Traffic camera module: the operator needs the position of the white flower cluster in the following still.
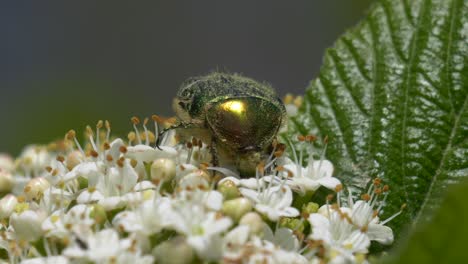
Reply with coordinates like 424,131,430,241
0,116,401,264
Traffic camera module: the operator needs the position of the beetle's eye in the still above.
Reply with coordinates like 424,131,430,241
178,101,187,110
180,88,193,99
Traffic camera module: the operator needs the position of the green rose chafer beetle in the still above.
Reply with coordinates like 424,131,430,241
163,72,286,177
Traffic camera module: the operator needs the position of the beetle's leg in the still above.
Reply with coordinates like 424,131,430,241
156,122,193,149
208,135,222,180
209,135,219,168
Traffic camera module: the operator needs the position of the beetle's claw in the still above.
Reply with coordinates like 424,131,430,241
155,130,166,150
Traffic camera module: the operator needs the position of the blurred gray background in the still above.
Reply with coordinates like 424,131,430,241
0,0,372,155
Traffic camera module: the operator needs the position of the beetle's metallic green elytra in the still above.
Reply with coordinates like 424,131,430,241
173,72,286,176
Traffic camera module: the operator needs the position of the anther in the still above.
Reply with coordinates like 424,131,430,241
373,178,382,186
131,117,142,144
103,142,110,150
127,132,136,144
117,158,125,168
283,94,293,104
199,162,209,170
119,146,127,154
131,117,140,125
335,184,343,192
323,136,329,144
66,130,76,140
56,156,65,163
274,150,284,157
90,150,99,158
151,115,163,123
105,120,111,142
372,210,379,218
293,96,303,108
257,162,265,175
305,135,317,142
85,126,94,137
361,193,371,201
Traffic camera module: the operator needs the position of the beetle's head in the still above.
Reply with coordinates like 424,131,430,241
173,78,203,121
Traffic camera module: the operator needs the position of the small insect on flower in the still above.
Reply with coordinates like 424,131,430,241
162,72,286,177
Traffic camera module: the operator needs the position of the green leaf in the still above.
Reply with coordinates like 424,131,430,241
290,0,468,236
382,178,468,263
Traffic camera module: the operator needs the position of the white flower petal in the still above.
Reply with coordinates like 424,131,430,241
367,224,394,245
239,188,260,203
317,177,341,190
77,190,104,204
344,230,370,253
204,191,223,211
225,225,250,245
98,196,125,211
108,138,125,161
133,181,156,191
218,176,240,186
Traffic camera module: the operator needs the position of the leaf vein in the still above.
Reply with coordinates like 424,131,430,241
340,37,372,82
415,93,468,224
381,0,408,62
444,0,458,113
316,79,356,161
329,51,370,116
400,0,429,215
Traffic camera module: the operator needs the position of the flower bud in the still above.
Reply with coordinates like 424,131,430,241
10,209,46,241
66,150,84,170
302,202,319,215
0,194,17,219
279,217,305,233
239,212,264,234
19,145,51,173
0,153,14,172
24,177,50,201
217,179,240,200
152,236,194,264
222,197,252,222
0,169,14,193
151,158,176,182
178,170,210,190
89,204,107,225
